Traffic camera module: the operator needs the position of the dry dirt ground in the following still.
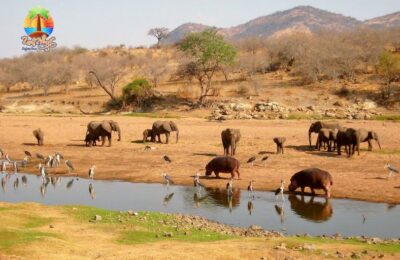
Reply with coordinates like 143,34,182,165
0,114,399,204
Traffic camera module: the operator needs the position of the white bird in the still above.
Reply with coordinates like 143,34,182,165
45,155,53,167
13,161,18,173
88,165,96,179
226,178,233,195
274,180,285,201
0,148,3,158
162,173,174,187
5,154,11,163
1,161,7,172
39,164,48,180
384,164,399,177
193,172,203,188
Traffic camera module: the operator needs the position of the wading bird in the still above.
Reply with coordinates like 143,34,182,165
36,153,45,161
13,161,18,173
247,156,256,166
0,148,3,158
193,172,203,188
24,151,32,157
5,154,11,163
247,180,254,198
65,160,74,174
162,173,174,187
1,161,7,172
384,164,399,177
274,180,285,201
162,155,172,163
226,178,233,195
261,156,269,166
45,155,53,167
88,165,96,179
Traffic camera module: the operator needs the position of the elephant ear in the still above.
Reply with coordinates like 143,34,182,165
101,121,112,133
163,122,173,132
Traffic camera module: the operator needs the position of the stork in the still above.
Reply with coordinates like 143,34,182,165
162,155,172,163
247,180,254,198
261,156,269,166
162,173,174,188
247,156,256,166
274,180,285,201
24,151,32,157
65,160,74,174
193,172,203,189
384,164,399,177
88,165,96,179
45,155,53,167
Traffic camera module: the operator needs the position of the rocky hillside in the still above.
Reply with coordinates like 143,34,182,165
162,6,400,44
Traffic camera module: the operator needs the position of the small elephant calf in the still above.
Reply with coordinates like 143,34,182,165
143,129,155,143
33,128,44,146
273,137,286,154
85,133,100,147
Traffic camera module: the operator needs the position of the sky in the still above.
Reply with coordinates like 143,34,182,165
1,0,400,58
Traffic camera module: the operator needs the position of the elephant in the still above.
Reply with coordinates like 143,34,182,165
142,129,155,143
151,121,179,144
309,121,342,148
33,128,44,146
356,128,381,151
85,132,100,147
316,128,338,152
86,120,121,147
336,127,357,157
221,128,241,156
273,137,286,154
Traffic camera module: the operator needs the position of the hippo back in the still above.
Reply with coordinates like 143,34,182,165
290,168,332,190
206,156,239,171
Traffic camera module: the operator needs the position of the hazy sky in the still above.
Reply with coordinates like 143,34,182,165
1,0,399,58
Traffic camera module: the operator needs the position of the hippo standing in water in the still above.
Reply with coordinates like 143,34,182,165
288,168,333,198
205,156,241,179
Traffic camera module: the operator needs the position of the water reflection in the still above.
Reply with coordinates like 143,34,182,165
163,192,174,206
288,195,333,222
205,187,241,209
274,203,285,224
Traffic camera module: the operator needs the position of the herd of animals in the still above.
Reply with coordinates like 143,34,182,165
0,119,398,203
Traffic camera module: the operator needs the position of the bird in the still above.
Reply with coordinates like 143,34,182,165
193,172,203,188
56,152,64,160
45,155,53,167
36,153,45,161
274,180,285,201
89,183,96,199
24,151,32,157
162,173,174,187
162,155,172,163
65,160,74,174
247,180,254,197
88,165,96,179
21,175,27,185
247,156,256,166
163,192,174,206
0,148,3,158
5,154,11,163
1,161,7,172
226,178,233,195
53,152,62,167
39,164,48,180
144,145,156,151
384,164,399,177
13,161,18,173
261,156,269,166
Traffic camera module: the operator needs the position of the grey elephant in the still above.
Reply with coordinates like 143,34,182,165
317,128,338,152
33,128,44,146
309,121,341,148
356,128,381,151
221,128,241,156
86,120,121,147
143,129,155,143
273,137,286,154
336,127,357,157
151,121,179,144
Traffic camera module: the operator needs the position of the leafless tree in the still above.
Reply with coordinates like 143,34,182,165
148,27,169,47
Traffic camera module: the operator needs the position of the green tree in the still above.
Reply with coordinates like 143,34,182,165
179,29,237,104
378,50,400,98
122,78,154,109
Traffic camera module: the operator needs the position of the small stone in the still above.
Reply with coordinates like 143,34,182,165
249,225,263,231
303,243,316,251
351,252,361,259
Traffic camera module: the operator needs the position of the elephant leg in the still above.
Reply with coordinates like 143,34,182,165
215,172,220,178
236,170,241,179
324,187,331,198
157,134,162,143
101,136,106,146
108,134,112,147
165,133,170,144
301,187,305,194
311,188,316,196
281,145,284,154
368,140,372,151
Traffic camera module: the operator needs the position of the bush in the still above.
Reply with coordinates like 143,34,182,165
122,78,154,109
335,85,351,97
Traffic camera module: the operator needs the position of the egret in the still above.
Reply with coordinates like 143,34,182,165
162,155,172,163
247,156,256,166
88,165,96,179
384,164,399,177
274,180,285,201
65,160,74,174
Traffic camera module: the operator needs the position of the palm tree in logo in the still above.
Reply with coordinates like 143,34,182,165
28,7,50,38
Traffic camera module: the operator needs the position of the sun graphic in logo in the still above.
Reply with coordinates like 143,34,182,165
24,6,54,38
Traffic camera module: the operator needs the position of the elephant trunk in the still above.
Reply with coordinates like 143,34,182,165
175,129,179,143
376,138,382,150
116,126,121,141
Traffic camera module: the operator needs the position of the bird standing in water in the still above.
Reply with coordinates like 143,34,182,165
162,173,174,188
274,180,285,201
193,172,203,189
65,160,74,174
88,165,96,179
384,164,399,177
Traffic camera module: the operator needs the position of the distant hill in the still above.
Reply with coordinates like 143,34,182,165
162,5,400,44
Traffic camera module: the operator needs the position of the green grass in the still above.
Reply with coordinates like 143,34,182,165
124,112,181,119
65,206,232,244
282,236,400,254
23,216,53,229
0,229,56,250
371,114,400,121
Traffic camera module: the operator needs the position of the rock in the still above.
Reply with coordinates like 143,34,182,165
274,242,286,250
219,115,233,120
279,113,289,119
325,111,336,118
127,210,139,216
307,105,316,111
371,237,383,244
335,251,345,258
354,112,364,120
249,225,263,231
362,100,377,110
333,100,345,107
94,215,102,221
236,112,252,120
49,225,54,228
351,252,361,259
231,103,252,112
163,232,173,237
303,243,316,251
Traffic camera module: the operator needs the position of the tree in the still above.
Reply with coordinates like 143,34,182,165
179,29,237,104
122,78,154,110
378,50,400,98
148,27,169,47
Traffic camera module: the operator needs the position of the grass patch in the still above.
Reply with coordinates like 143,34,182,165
371,114,400,121
65,206,232,244
23,216,53,228
124,112,181,119
286,113,330,120
0,229,56,250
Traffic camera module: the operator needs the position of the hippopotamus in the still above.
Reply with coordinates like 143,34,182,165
288,168,333,198
205,156,240,179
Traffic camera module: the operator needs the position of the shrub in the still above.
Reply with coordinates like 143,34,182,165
122,78,154,109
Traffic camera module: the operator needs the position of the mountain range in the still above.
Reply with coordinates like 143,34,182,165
161,6,400,44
